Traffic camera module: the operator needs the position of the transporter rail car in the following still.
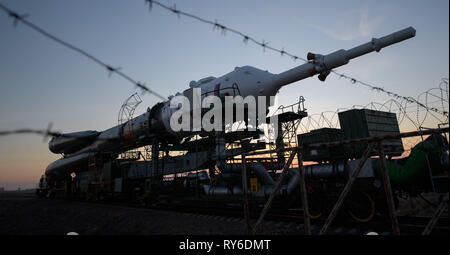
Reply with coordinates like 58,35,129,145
37,106,449,224
36,27,449,225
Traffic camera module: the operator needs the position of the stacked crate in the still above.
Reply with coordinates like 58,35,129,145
298,128,351,162
338,109,404,158
297,109,404,162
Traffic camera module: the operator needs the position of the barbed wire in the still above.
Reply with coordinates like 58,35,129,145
264,79,449,159
145,0,308,62
0,128,58,140
298,78,448,133
0,124,116,141
0,3,166,101
331,71,448,117
0,2,448,143
145,0,448,117
0,127,126,143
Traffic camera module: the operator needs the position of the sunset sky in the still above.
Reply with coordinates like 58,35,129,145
0,0,448,190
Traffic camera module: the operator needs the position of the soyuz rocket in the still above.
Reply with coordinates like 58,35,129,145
45,27,416,183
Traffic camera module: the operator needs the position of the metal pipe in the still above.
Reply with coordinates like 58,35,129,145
202,167,298,198
297,150,311,235
275,27,416,86
251,163,276,186
304,163,346,179
286,168,299,195
346,27,416,59
216,162,275,185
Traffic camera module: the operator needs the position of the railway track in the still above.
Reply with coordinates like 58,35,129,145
10,192,446,235
151,200,449,235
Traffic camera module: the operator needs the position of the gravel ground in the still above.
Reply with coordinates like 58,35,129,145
0,194,303,235
397,192,448,217
1,192,446,235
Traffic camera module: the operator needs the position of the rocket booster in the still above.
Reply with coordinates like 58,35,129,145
45,27,416,181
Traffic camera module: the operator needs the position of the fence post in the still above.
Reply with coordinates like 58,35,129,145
241,155,251,234
252,151,297,234
319,143,373,235
422,192,448,235
377,141,400,235
296,149,311,235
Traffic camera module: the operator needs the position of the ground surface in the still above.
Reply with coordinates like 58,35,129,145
0,192,447,235
0,193,302,235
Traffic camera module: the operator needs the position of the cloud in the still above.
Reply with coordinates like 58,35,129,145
311,7,383,41
358,8,383,37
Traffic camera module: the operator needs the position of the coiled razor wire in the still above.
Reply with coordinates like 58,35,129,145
298,78,448,134
296,79,448,156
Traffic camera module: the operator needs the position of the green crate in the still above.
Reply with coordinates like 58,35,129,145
298,128,351,162
338,109,404,157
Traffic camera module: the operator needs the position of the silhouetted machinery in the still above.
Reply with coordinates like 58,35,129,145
37,27,449,222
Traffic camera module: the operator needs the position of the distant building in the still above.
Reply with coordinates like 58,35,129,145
0,187,4,192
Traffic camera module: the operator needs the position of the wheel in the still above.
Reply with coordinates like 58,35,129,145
346,192,376,223
307,191,326,219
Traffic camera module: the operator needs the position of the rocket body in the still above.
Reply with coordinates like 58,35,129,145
45,27,416,181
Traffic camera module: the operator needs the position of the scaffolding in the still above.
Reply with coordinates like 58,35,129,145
241,127,449,235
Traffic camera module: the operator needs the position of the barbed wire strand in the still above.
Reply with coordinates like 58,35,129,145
0,127,122,141
0,2,448,140
0,3,166,101
145,0,448,117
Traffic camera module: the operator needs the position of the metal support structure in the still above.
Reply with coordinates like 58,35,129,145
246,127,449,157
319,143,374,235
117,93,142,160
296,149,311,235
252,151,297,234
267,96,307,169
418,127,436,192
377,141,400,235
422,192,449,235
241,156,251,234
232,127,448,235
